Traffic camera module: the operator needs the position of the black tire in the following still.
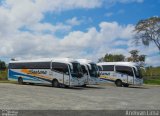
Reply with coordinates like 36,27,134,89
18,77,23,85
123,84,129,87
82,84,87,87
52,80,59,88
65,85,69,88
115,80,122,87
29,83,34,85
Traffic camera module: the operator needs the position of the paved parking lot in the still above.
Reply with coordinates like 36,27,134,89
0,83,160,110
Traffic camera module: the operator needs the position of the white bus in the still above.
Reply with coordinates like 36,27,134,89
8,58,85,87
77,59,100,86
97,62,143,87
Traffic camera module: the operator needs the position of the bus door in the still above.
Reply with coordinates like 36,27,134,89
81,65,89,84
133,67,143,85
52,62,70,86
115,66,134,85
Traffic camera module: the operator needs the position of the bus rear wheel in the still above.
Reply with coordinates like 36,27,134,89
82,84,87,87
123,83,129,87
18,77,23,85
115,80,122,87
52,80,59,88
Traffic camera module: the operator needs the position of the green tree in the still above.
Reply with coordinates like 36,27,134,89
134,16,160,51
0,60,6,70
128,50,139,62
98,53,125,62
127,50,146,66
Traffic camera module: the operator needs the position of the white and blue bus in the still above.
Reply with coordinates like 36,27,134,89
77,59,100,86
8,58,85,87
97,62,143,87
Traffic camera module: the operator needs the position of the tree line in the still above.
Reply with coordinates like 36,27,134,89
0,60,6,70
98,49,146,66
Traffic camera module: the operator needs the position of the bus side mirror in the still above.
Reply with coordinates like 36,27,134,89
65,72,69,75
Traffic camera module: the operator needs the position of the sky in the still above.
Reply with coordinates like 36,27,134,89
0,0,160,66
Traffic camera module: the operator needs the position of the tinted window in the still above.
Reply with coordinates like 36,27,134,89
81,65,88,74
70,62,83,78
72,62,82,73
102,65,114,71
31,62,50,69
116,66,133,76
89,64,99,77
9,62,50,69
9,63,22,69
52,62,69,74
98,66,102,71
134,67,142,79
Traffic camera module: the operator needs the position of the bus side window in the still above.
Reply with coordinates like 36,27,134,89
98,66,102,71
102,65,114,71
9,62,50,69
115,66,133,77
52,62,69,75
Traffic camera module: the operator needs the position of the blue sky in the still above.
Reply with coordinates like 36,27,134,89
43,0,160,27
0,0,160,66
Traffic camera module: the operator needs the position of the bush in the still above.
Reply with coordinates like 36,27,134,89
0,70,8,80
144,79,160,85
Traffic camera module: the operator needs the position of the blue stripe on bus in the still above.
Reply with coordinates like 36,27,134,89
8,69,51,83
100,78,115,82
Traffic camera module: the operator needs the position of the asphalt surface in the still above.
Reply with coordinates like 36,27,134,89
0,83,160,110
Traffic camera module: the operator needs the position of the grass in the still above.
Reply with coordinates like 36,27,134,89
0,70,7,80
0,80,17,83
142,67,160,78
144,79,160,85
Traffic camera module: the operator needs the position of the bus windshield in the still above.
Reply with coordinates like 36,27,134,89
89,63,99,78
70,62,83,78
134,66,143,79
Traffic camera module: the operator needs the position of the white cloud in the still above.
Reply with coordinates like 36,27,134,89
0,0,159,66
0,19,159,66
104,0,144,8
105,12,113,17
0,0,102,33
2,21,134,60
146,55,160,67
107,0,144,4
66,17,82,26
25,22,72,34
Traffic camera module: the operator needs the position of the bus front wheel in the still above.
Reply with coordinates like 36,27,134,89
52,80,59,88
18,77,23,85
115,80,122,87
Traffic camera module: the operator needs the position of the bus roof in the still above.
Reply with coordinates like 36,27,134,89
76,59,95,65
9,58,78,64
97,62,139,67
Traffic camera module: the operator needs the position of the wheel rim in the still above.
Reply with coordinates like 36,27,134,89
18,78,23,84
53,80,59,87
116,81,122,87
